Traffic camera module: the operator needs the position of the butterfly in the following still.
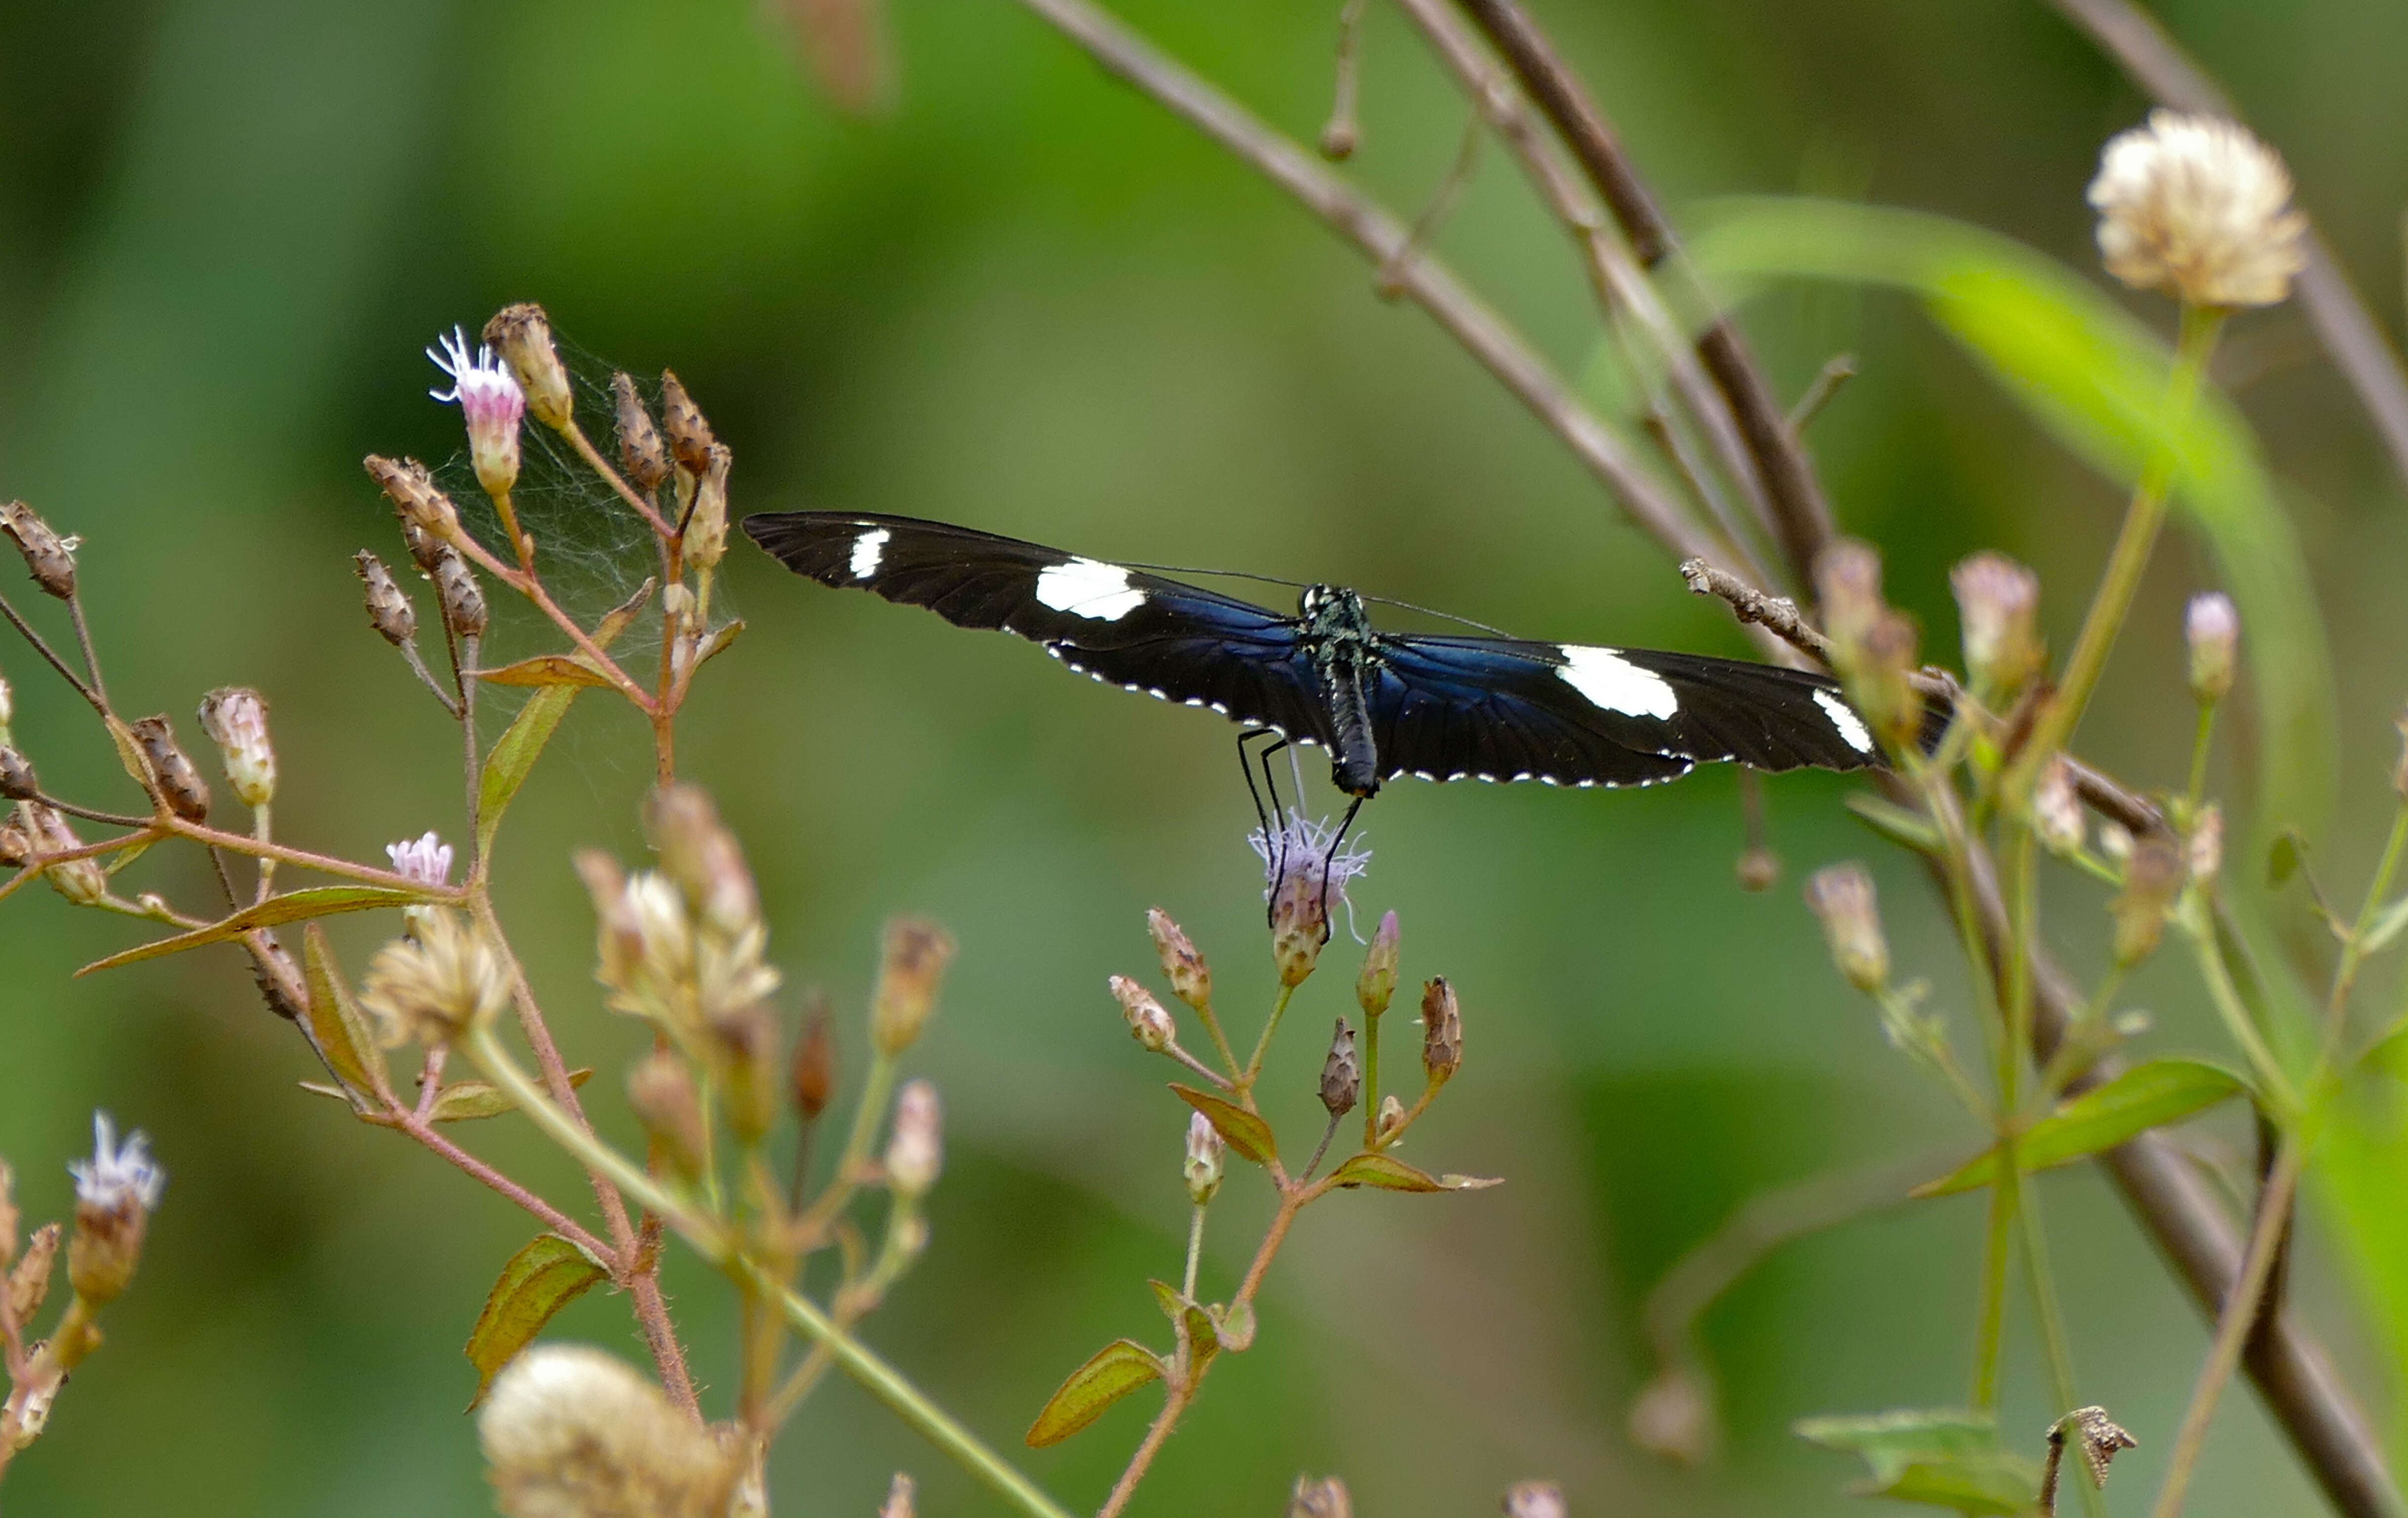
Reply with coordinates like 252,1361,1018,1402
743,511,1882,884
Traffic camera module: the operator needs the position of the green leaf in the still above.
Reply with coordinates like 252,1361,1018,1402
1181,1302,1220,1376
78,886,437,974
301,922,387,1103
1691,197,2338,844
692,618,744,671
1917,1057,2246,1196
476,686,579,858
1168,1084,1277,1166
429,1069,591,1122
2270,829,2307,886
2360,894,2408,956
474,654,616,689
1331,1152,1446,1191
1846,794,1944,855
1147,1279,1187,1323
1024,1339,1164,1448
1795,1409,2039,1515
463,1233,609,1409
1207,1298,1256,1352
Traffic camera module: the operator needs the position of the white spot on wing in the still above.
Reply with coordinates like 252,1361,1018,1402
1814,689,1876,754
1035,557,1146,621
1557,646,1679,719
849,527,890,580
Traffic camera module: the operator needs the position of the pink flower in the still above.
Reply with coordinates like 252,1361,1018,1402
428,326,526,496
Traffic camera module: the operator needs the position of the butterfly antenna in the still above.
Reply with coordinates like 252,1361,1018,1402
1355,593,1514,637
1118,561,1312,593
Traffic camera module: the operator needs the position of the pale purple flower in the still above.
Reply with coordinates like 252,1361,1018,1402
1250,808,1372,941
70,1111,165,1212
428,325,526,496
387,830,455,887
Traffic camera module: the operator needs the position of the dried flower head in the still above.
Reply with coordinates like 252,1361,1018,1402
886,1080,943,1198
1251,810,1372,985
1146,907,1212,1011
658,371,718,477
871,916,955,1057
2112,833,2187,965
1289,1475,1353,1518
358,908,511,1047
1950,551,2043,697
431,546,488,640
0,745,38,802
2053,1405,2139,1490
684,445,732,572
2033,756,2085,856
1420,976,1462,1087
1183,1109,1225,1205
67,1112,164,1305
21,802,107,905
482,304,577,433
1356,909,1400,1019
364,454,462,548
128,715,211,823
612,372,671,492
2089,111,2306,308
790,992,835,1121
196,688,276,809
353,550,419,645
0,500,75,599
1109,973,1176,1053
1318,1017,1360,1118
1804,863,1890,995
1501,1481,1567,1518
479,1344,742,1518
2185,591,2239,704
8,1222,60,1330
387,830,456,888
430,326,527,498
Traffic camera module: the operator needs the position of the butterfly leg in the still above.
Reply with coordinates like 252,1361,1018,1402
1237,728,1292,928
1315,794,1365,944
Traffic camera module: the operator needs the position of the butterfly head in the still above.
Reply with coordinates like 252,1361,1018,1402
1297,583,1373,642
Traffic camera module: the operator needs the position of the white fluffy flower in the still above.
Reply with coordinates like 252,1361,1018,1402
2088,110,2306,308
70,1111,166,1213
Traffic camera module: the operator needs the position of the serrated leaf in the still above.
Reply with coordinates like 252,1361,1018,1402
1916,1057,2246,1197
476,686,580,858
1208,1298,1256,1352
302,922,387,1103
1024,1339,1163,1447
1795,1409,2038,1515
1846,793,1944,855
464,1234,609,1408
429,1069,592,1122
474,654,616,689
78,886,436,975
1331,1152,1446,1191
1168,1084,1277,1166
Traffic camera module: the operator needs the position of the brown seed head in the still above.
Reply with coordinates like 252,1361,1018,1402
1108,974,1176,1052
6,1221,60,1329
1356,909,1400,1019
886,1080,943,1198
482,303,576,432
658,371,718,477
1421,976,1462,1086
612,372,672,492
430,546,489,640
479,1345,743,1518
871,917,956,1056
684,445,732,572
197,687,276,809
22,802,106,905
0,745,38,801
1289,1475,1353,1518
364,455,462,551
790,991,835,1121
1146,907,1212,1011
1804,863,1890,995
128,715,211,823
1319,1017,1360,1118
628,1049,709,1180
2112,833,2187,965
354,550,418,645
1950,551,2043,697
2053,1405,2139,1490
247,937,308,1022
0,500,76,599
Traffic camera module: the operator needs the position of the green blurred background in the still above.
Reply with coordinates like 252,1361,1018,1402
3,0,2406,1512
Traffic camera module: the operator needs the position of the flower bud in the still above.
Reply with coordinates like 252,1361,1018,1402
1502,1481,1567,1518
430,326,526,498
790,992,835,1122
480,1345,743,1518
1950,551,2043,697
1735,845,1780,893
627,1050,709,1181
358,908,512,1047
7,1222,59,1329
1355,909,1400,1019
22,803,106,905
431,546,489,640
1183,1109,1225,1205
2185,592,2238,704
658,371,718,477
247,936,308,1022
482,304,576,432
1146,907,1212,1011
684,445,731,572
1110,974,1175,1052
1804,863,1889,995
2033,756,2085,855
648,784,760,938
886,1080,942,1198
2188,805,2223,888
708,998,783,1148
2112,833,2186,965
612,373,672,492
387,830,456,888
880,1474,918,1518
1628,1362,1718,1465
1815,540,1919,750
1373,1093,1405,1144
128,715,210,823
66,1113,163,1306
0,745,38,801
871,917,955,1056
196,688,275,809
364,455,462,549
0,500,76,599
353,550,419,645
1289,1475,1352,1518
2089,111,2306,308
1319,1017,1360,1119
1421,976,1462,1087
0,816,26,868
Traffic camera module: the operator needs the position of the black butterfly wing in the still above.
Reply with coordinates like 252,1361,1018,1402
742,512,1333,743
1367,634,1881,787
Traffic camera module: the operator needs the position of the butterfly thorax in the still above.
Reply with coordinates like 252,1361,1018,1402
1298,585,1384,798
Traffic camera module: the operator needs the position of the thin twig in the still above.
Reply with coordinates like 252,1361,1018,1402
33,793,151,829
1788,354,1857,432
0,591,106,717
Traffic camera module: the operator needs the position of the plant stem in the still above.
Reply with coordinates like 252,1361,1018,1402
1971,1163,2017,1411
1243,982,1296,1089
1183,1204,1206,1300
